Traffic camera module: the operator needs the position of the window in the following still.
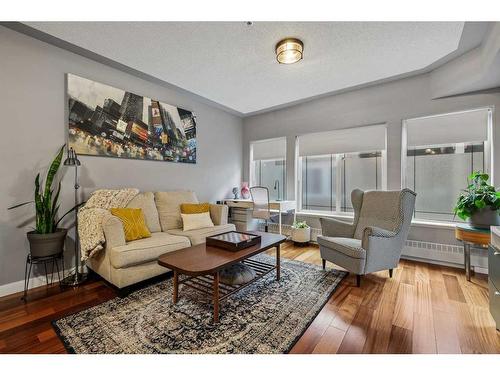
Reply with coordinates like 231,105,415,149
250,138,286,200
402,108,492,222
342,151,383,212
298,125,387,214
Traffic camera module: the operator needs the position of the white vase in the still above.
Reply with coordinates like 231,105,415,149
291,227,311,243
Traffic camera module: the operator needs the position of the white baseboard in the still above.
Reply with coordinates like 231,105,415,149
0,267,75,298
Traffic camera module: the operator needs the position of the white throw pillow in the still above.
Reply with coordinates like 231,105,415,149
181,212,214,231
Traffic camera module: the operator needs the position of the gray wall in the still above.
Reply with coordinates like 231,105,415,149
0,26,243,287
242,73,500,245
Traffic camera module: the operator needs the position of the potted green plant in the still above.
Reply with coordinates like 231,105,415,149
291,220,311,245
8,146,82,258
454,171,500,229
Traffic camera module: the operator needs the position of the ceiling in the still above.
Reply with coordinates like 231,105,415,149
24,22,481,115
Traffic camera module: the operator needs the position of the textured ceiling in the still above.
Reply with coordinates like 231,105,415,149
26,22,466,115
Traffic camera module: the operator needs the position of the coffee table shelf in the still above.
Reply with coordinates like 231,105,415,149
179,257,276,302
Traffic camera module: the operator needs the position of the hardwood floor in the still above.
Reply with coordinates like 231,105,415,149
0,241,499,354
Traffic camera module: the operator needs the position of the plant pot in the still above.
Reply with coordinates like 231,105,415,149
27,228,67,258
291,227,311,243
469,208,500,229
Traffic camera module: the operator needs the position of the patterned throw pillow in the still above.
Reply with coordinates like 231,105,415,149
180,202,210,214
110,208,151,242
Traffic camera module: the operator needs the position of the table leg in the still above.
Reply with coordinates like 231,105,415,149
464,243,471,282
276,244,281,281
279,208,282,235
173,270,179,304
213,271,220,323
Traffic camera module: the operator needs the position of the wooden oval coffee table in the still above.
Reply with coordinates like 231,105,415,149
158,231,286,323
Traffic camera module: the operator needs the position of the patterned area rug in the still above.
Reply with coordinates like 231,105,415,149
53,254,346,354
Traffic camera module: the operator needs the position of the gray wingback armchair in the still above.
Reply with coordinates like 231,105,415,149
318,188,416,286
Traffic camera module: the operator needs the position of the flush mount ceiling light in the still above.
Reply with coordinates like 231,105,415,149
275,38,304,64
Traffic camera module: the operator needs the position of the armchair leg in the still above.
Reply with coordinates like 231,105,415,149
356,274,361,287
389,269,393,278
322,259,326,270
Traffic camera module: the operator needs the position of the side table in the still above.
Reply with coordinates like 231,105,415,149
455,223,490,281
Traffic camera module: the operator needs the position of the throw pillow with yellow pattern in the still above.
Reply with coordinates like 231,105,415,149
110,208,151,242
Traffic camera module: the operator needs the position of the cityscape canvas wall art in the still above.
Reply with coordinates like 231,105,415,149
67,74,197,163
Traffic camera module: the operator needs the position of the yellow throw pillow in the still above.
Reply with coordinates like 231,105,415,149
181,212,214,231
110,208,151,242
180,202,210,214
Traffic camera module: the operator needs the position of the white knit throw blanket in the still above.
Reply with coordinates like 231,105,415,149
78,188,139,260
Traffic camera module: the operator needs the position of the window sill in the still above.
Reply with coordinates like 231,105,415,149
410,220,457,229
296,211,458,230
296,211,354,223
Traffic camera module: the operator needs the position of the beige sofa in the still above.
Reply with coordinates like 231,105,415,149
87,191,235,291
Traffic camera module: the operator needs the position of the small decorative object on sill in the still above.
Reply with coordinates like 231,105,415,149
241,182,250,199
232,187,239,199
454,171,500,229
291,221,311,246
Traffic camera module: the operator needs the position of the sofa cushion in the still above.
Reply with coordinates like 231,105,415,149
127,192,161,233
167,223,236,245
155,191,198,231
317,236,366,259
109,232,190,268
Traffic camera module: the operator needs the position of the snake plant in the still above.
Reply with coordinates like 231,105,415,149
8,145,82,234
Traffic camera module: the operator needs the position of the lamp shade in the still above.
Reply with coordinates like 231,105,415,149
64,147,81,166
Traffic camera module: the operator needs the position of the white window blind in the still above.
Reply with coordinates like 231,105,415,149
405,108,489,147
298,124,387,157
251,137,287,161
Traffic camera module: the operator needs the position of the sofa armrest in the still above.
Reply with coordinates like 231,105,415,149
319,217,355,238
103,215,126,249
210,204,228,225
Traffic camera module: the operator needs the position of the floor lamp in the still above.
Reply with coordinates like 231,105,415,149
61,146,87,286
